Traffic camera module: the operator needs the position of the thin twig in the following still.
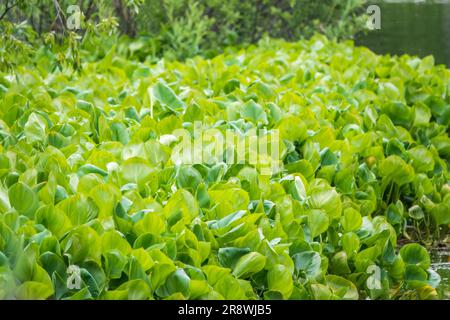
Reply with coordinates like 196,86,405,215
52,0,66,32
84,0,95,21
0,0,19,21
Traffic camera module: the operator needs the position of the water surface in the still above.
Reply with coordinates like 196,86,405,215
430,247,450,299
356,0,450,67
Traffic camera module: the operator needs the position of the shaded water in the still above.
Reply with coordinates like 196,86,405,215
430,247,450,299
356,0,450,67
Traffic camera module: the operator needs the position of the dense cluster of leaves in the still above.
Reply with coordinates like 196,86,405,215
0,35,449,300
133,0,367,60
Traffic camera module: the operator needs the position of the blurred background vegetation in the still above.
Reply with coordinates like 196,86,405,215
0,0,367,71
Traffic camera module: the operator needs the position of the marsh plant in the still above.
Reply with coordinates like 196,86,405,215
0,34,448,300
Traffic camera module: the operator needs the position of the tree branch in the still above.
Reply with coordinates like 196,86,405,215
51,0,67,33
84,0,95,21
0,0,19,21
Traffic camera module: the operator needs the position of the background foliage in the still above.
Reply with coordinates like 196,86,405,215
0,0,367,70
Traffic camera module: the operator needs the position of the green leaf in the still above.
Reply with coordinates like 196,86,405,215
35,205,72,238
208,210,247,230
308,186,342,220
189,280,211,299
380,102,412,128
101,231,131,255
232,252,266,279
399,244,430,270
152,82,185,112
307,209,329,239
431,202,450,225
103,280,151,300
408,205,424,220
413,102,431,126
248,81,276,100
110,122,130,145
404,265,428,288
24,113,47,144
208,188,249,219
121,157,155,186
176,166,203,192
103,250,128,279
218,247,251,269
163,189,199,225
342,232,360,257
292,251,321,278
310,283,333,300
8,182,39,218
15,281,54,300
330,251,351,275
57,194,98,226
325,275,359,300
277,116,307,143
267,264,293,299
213,275,246,299
240,100,268,124
407,146,434,173
62,226,101,264
77,164,108,178
223,79,240,94
89,184,121,219
340,208,362,232
379,155,415,186
133,213,166,236
156,269,190,298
